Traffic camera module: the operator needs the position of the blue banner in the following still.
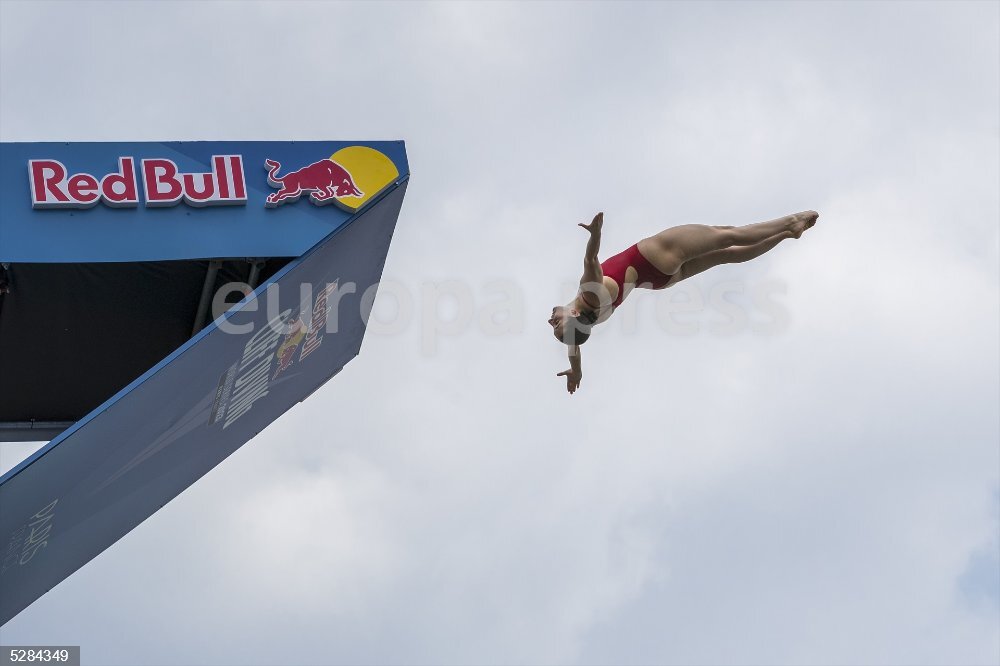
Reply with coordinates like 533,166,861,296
0,141,408,262
0,181,407,625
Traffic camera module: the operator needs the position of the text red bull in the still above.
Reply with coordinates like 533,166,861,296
29,155,247,209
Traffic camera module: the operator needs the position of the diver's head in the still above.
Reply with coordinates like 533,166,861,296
549,306,594,346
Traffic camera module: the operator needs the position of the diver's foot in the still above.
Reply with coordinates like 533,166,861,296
790,210,819,238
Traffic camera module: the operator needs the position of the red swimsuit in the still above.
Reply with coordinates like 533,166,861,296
599,244,673,308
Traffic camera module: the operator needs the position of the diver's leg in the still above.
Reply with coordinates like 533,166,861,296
639,211,816,274
671,231,793,283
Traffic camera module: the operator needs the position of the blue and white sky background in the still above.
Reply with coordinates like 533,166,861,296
1,1,998,665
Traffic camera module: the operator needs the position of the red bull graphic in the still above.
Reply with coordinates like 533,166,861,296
28,155,247,209
263,146,400,212
208,280,345,430
264,158,363,208
24,146,399,215
299,282,338,362
272,318,307,379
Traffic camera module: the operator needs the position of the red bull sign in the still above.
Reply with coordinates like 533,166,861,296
29,156,247,209
3,141,409,264
27,145,399,213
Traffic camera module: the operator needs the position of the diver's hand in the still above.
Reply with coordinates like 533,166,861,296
578,212,603,235
557,368,582,395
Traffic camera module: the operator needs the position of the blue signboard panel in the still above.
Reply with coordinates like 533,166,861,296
0,181,407,625
0,141,409,262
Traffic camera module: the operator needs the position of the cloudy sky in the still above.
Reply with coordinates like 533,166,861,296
1,1,998,665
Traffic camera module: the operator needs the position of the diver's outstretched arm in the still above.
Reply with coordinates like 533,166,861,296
557,346,583,395
578,212,604,288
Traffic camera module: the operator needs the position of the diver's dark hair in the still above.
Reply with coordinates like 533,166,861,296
577,310,598,326
569,326,591,346
562,312,596,346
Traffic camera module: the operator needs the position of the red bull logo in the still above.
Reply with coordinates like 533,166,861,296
264,158,363,208
272,318,306,379
263,146,400,213
25,145,399,214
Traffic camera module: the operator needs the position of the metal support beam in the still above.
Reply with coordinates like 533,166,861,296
191,260,222,336
247,259,265,291
0,421,75,443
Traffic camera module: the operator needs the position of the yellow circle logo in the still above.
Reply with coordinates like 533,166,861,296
329,146,400,212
